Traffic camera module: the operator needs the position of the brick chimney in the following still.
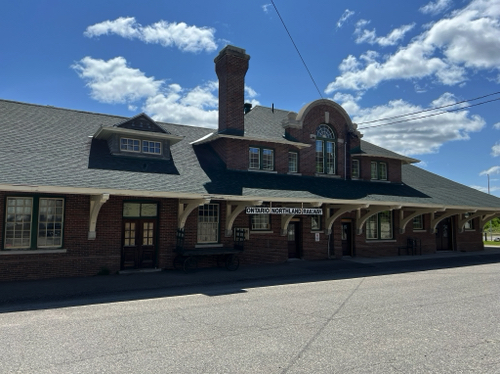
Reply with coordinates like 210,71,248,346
214,45,250,135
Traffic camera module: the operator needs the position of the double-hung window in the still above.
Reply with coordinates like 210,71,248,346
366,211,393,240
371,161,388,180
288,152,298,173
413,215,424,230
197,204,219,243
315,124,336,174
251,214,270,231
249,147,274,171
351,159,360,179
311,215,321,231
4,197,64,250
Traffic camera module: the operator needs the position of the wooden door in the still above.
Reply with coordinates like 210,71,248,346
341,221,353,256
122,219,156,269
287,222,301,258
435,218,452,251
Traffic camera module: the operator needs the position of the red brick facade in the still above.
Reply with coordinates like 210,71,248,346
0,190,485,281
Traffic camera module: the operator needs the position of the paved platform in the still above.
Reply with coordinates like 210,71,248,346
1,246,499,309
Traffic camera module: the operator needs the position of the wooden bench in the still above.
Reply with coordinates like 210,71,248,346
173,228,246,272
398,237,421,256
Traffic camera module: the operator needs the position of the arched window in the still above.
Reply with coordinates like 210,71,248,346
315,124,336,174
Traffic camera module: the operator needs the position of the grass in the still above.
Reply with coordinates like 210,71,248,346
483,241,500,246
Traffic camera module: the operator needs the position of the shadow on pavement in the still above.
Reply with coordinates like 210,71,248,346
1,251,500,313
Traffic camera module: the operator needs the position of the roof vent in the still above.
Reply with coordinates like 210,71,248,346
244,103,252,114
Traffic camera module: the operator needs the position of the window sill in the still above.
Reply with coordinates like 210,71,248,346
315,173,340,178
195,244,223,248
250,230,273,234
287,172,301,175
248,169,278,174
311,230,324,234
0,249,67,255
413,229,426,232
365,239,397,243
370,179,390,183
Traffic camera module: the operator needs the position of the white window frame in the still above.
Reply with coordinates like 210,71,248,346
366,211,393,240
4,196,64,250
142,140,162,155
120,137,141,153
37,198,64,248
288,152,298,173
249,147,274,171
197,204,219,244
251,214,270,231
315,124,336,175
352,159,360,179
311,215,321,231
249,147,260,169
413,215,424,230
371,161,388,180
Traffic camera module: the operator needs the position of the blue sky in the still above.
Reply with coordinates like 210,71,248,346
1,0,500,195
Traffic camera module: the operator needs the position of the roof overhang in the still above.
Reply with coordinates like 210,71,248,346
93,126,184,145
352,153,420,164
2,183,500,213
190,132,311,149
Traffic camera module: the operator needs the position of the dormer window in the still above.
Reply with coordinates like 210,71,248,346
142,140,161,155
121,138,140,152
120,138,162,155
315,124,336,174
249,147,274,171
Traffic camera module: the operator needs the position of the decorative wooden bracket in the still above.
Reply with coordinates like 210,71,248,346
398,208,443,234
324,204,368,235
225,200,262,237
178,198,211,229
355,205,401,235
430,209,463,234
456,210,478,233
479,212,500,229
88,194,110,240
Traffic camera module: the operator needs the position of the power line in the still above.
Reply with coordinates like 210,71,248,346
358,96,500,129
270,0,324,100
357,91,500,125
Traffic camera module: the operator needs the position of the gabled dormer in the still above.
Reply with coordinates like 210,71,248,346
88,113,184,174
93,113,183,160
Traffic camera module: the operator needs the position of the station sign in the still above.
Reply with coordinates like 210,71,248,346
245,207,323,215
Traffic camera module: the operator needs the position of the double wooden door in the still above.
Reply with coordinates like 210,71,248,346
122,219,156,269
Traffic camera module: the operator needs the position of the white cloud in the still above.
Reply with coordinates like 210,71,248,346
420,0,453,15
334,93,485,156
326,0,500,93
73,56,260,128
491,143,500,157
493,122,500,129
72,56,162,103
84,17,217,53
337,9,355,29
354,20,415,46
262,4,272,14
480,166,500,176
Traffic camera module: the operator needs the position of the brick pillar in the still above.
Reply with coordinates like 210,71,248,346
214,45,250,136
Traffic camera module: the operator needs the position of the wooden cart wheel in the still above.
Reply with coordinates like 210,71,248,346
173,255,184,270
183,256,198,273
225,254,239,271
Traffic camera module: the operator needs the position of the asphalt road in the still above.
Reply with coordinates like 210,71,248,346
1,259,499,373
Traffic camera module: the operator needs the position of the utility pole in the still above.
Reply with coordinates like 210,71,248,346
488,174,492,241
